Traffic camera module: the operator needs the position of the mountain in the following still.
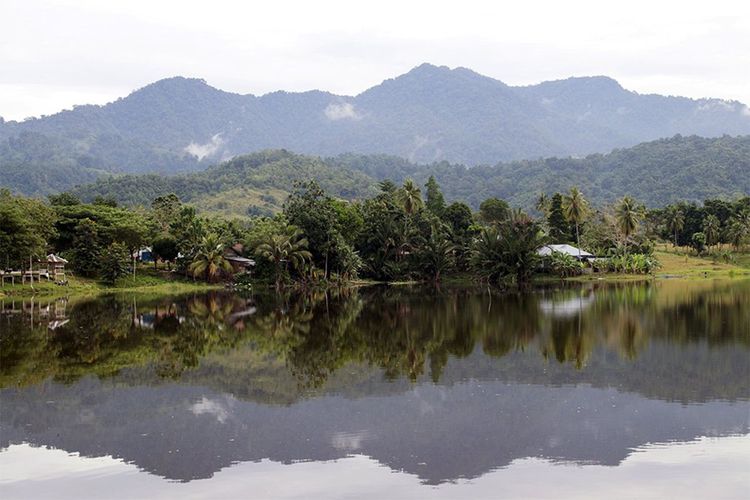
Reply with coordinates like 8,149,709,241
3,64,750,196
71,135,750,216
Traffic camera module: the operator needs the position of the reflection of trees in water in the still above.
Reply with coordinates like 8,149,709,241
2,280,749,390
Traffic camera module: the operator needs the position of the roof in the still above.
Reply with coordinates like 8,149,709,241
537,244,593,258
226,256,255,266
46,254,68,264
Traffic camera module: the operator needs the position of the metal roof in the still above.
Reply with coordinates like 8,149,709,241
537,244,593,257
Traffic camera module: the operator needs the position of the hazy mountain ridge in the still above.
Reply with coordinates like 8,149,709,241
2,64,750,193
70,135,750,215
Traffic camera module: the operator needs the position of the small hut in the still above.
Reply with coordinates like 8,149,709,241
46,254,68,280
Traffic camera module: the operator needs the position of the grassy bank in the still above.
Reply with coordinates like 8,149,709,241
0,269,220,299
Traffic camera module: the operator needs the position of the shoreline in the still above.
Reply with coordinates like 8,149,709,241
3,250,748,299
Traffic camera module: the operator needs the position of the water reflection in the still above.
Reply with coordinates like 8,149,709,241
0,280,749,490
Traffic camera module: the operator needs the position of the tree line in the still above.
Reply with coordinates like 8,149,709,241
1,181,749,288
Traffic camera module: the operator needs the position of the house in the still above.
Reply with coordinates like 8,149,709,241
537,244,594,262
225,243,255,273
134,247,154,263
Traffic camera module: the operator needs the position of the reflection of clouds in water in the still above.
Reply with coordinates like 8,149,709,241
190,396,232,423
539,294,595,319
331,431,370,451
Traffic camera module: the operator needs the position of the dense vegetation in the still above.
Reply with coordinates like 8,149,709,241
2,63,750,195
66,136,750,216
3,176,748,288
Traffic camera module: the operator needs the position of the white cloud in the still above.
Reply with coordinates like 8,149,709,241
190,396,230,423
184,133,224,160
324,102,360,121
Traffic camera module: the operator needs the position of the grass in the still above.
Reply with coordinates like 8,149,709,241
0,267,220,299
653,248,750,279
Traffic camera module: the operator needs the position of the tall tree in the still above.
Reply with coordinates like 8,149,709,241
479,198,510,225
99,242,129,285
70,218,102,277
547,193,571,243
702,214,721,249
563,187,589,257
665,206,685,249
424,176,445,216
254,226,312,290
615,196,641,257
397,179,424,215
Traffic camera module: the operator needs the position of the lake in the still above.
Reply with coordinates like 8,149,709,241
1,280,749,499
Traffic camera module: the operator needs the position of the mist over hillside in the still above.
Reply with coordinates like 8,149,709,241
2,63,750,197
70,135,750,217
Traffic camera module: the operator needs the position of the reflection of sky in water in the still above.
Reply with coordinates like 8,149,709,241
2,435,748,499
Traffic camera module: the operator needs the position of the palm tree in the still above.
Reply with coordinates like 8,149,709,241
563,187,589,258
665,206,685,249
471,209,545,286
254,226,312,290
726,211,750,249
188,233,233,282
420,228,455,282
615,196,641,257
702,214,721,249
535,193,550,216
398,179,424,215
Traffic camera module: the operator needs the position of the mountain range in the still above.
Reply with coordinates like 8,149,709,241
2,63,750,197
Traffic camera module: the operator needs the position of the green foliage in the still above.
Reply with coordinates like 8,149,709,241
547,193,571,243
70,218,102,277
479,198,510,225
189,233,233,282
545,252,584,278
254,225,313,289
472,210,546,286
0,190,57,268
152,235,179,268
99,242,129,285
397,179,424,215
424,176,445,216
691,232,707,254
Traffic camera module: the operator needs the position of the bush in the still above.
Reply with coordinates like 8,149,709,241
544,252,584,277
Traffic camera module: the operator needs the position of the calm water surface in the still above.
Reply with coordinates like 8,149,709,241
1,280,749,499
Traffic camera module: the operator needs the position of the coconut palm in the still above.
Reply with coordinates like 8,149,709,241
665,206,685,249
397,179,424,215
188,233,232,282
615,196,641,257
254,226,312,290
535,192,550,216
726,211,750,249
702,214,721,249
563,187,589,258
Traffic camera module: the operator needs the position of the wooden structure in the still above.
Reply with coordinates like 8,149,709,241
0,254,67,286
44,254,68,281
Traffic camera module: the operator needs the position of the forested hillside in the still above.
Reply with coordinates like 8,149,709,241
71,135,750,216
2,64,750,196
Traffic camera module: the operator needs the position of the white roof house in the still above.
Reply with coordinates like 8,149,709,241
537,244,594,260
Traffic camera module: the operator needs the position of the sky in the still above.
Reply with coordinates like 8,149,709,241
2,0,749,121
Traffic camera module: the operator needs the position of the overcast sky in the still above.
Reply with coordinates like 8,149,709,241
2,0,749,121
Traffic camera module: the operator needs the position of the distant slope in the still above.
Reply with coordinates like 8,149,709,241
72,150,377,218
71,135,750,216
3,64,750,196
